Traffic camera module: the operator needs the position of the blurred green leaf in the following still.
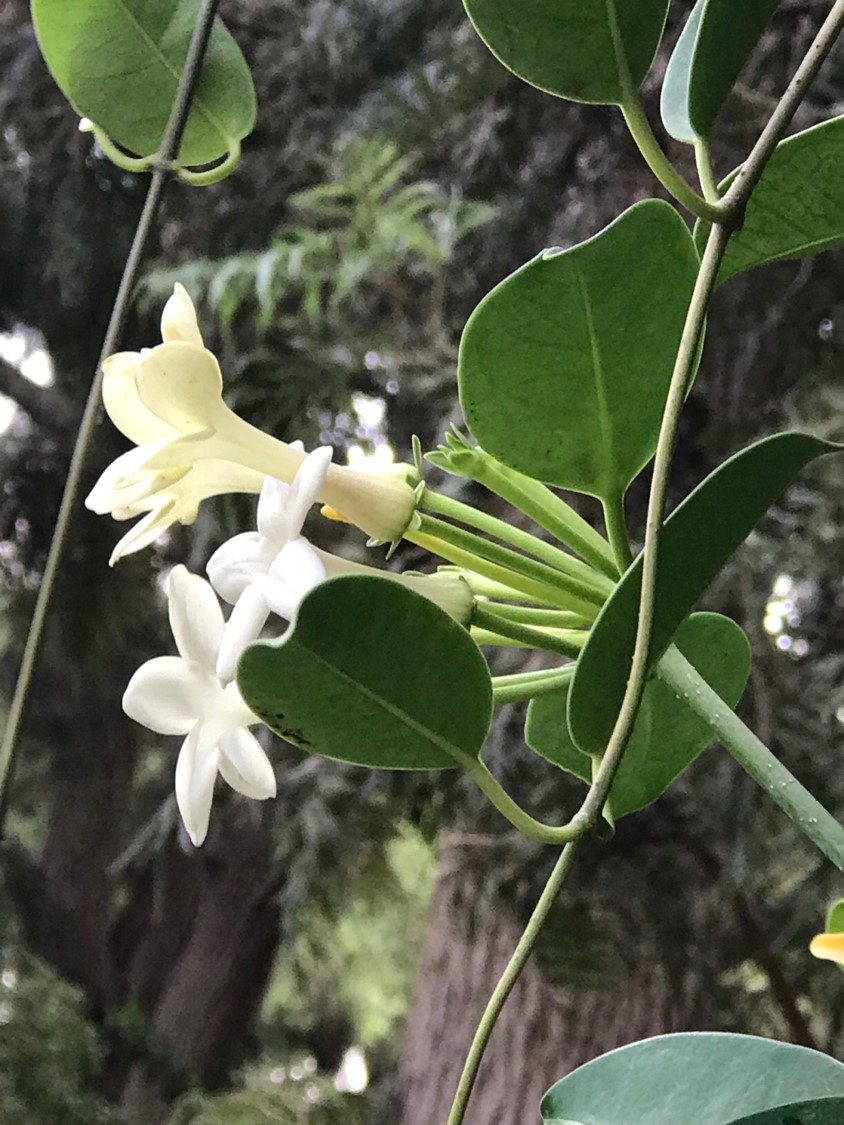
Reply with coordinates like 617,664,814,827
695,118,844,284
729,1097,844,1125
661,0,778,143
527,613,750,818
31,0,256,166
541,1033,844,1125
458,200,699,501
237,576,492,770
462,0,670,105
569,432,838,756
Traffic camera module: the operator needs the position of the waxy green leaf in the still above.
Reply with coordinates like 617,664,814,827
729,1097,844,1125
31,0,256,167
541,1033,844,1125
237,576,492,771
459,200,699,502
462,0,670,105
661,0,778,143
696,118,844,284
569,432,838,756
526,613,749,818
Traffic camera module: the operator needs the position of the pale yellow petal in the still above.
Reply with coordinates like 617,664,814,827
161,283,204,347
102,352,179,444
135,341,226,434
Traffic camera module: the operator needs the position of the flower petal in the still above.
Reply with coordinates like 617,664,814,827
122,656,214,734
161,283,204,348
207,532,273,603
102,353,179,445
218,728,277,799
167,565,225,668
265,538,326,619
109,503,177,566
136,341,226,434
256,476,291,539
175,725,219,847
280,446,333,540
810,932,844,965
216,578,271,683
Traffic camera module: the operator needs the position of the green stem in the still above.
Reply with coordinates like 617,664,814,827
694,137,720,203
0,0,223,830
421,488,614,594
659,648,844,870
492,666,574,705
408,531,577,608
450,750,580,845
416,515,606,614
437,438,617,579
602,492,633,573
443,569,548,605
447,842,581,1125
619,97,724,223
719,0,844,226
479,603,589,629
471,606,585,660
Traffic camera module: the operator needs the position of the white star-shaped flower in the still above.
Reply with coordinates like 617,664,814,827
122,565,276,846
207,444,333,682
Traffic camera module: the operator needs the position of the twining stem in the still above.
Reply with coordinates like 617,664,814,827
602,492,633,573
659,648,844,870
0,0,223,828
446,841,581,1125
421,488,614,592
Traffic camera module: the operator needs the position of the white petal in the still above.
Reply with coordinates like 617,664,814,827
207,532,272,602
167,565,225,667
135,341,226,434
265,538,326,619
85,442,169,515
218,728,276,799
122,656,213,734
256,476,291,539
216,579,271,683
280,446,333,540
161,283,204,348
102,353,178,444
174,725,219,847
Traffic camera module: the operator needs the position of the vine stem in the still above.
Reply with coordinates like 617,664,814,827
446,842,581,1125
0,0,224,828
448,8,844,1119
659,648,844,870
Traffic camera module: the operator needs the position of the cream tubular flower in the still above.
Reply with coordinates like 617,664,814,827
122,565,276,847
86,285,418,561
207,445,333,683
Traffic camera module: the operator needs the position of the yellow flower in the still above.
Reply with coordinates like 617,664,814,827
86,285,418,562
809,932,844,965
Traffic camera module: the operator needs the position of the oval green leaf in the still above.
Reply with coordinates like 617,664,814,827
695,118,844,284
31,0,257,167
236,576,493,771
661,0,778,144
526,613,750,818
459,200,699,502
729,1097,844,1125
541,1033,844,1125
569,432,838,755
462,0,670,105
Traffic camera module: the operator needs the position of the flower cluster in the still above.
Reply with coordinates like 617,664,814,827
94,286,470,845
